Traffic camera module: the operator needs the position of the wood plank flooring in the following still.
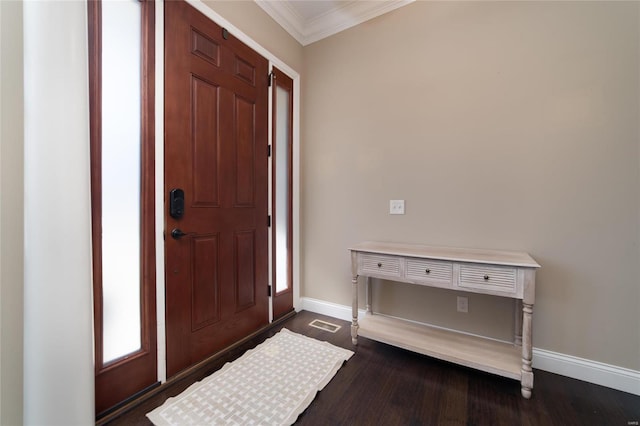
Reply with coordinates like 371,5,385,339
103,311,640,425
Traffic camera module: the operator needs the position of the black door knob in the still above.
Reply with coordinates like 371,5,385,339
171,228,188,239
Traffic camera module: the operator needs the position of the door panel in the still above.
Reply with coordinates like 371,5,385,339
192,30,220,65
191,235,220,330
235,230,257,310
165,0,269,377
191,77,220,206
235,96,257,206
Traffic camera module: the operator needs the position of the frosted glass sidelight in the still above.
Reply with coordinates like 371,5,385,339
101,0,142,364
275,86,291,293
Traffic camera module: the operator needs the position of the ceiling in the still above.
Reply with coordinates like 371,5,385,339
255,0,414,46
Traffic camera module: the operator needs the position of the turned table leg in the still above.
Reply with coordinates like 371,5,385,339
514,299,523,346
351,274,359,345
366,276,372,314
521,302,534,398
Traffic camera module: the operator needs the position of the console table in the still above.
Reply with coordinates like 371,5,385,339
349,241,540,398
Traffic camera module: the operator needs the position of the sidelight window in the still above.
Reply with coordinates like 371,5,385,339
88,0,157,415
100,0,143,363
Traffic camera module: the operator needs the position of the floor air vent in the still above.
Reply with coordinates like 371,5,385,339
308,319,341,333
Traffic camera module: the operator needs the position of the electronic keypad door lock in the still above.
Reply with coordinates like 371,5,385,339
169,188,185,219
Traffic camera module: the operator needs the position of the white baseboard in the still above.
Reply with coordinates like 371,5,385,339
300,297,365,322
300,297,640,396
532,347,640,396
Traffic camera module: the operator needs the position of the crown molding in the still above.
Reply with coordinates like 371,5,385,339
255,0,307,45
256,0,414,46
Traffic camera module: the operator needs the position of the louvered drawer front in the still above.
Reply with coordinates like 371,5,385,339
406,259,452,283
458,265,516,294
361,254,401,278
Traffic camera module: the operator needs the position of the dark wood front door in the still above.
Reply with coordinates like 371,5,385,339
164,0,269,377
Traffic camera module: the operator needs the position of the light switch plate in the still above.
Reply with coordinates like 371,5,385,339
390,200,405,215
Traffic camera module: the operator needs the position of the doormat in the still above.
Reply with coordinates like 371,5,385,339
147,328,353,425
308,319,342,333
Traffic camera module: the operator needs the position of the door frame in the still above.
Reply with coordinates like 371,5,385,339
154,0,300,383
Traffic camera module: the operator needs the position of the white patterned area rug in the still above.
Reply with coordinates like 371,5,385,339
147,328,354,425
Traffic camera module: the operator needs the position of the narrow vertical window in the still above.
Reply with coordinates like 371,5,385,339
101,0,143,363
89,0,157,416
271,67,294,320
274,84,290,294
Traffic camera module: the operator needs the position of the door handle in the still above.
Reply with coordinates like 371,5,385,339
171,228,191,240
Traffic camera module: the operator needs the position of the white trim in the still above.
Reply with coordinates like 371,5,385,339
532,348,640,396
254,1,305,46
304,0,414,46
300,297,640,396
155,0,166,384
301,297,366,322
256,0,415,46
291,73,301,313
0,0,3,411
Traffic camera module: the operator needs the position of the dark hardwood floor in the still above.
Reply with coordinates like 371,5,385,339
103,311,640,425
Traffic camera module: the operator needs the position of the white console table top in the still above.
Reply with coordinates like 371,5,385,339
349,241,540,269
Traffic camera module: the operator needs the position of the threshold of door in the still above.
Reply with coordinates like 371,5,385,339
308,319,341,333
96,381,160,421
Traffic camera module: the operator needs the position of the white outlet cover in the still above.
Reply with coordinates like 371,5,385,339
457,296,468,313
390,200,405,215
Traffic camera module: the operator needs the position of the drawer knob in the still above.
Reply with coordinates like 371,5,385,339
377,263,382,268
425,269,431,274
484,275,490,281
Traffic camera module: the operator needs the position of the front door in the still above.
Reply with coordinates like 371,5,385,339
164,0,269,377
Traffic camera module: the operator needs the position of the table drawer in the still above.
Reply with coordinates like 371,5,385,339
361,254,401,278
458,264,516,294
406,258,452,283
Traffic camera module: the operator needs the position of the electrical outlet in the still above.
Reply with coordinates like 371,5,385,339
457,296,468,313
389,200,405,215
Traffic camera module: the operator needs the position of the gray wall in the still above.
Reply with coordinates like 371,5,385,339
301,1,640,370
